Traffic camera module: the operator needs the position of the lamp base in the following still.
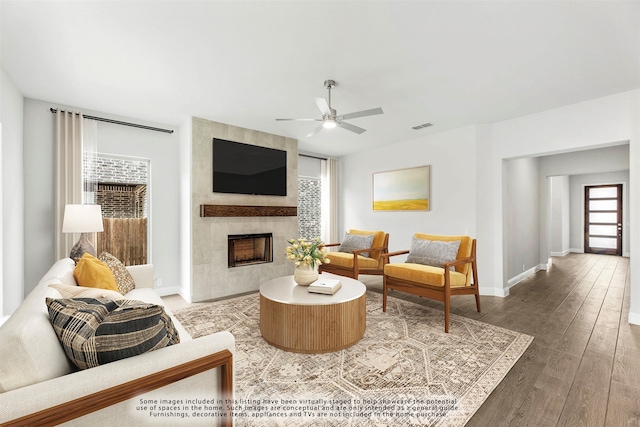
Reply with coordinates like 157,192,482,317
69,233,97,260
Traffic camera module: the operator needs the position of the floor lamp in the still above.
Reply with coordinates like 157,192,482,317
62,204,104,259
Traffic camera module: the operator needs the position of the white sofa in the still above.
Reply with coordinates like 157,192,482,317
0,258,235,426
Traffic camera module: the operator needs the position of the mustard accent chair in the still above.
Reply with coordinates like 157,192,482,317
383,234,480,333
319,229,389,279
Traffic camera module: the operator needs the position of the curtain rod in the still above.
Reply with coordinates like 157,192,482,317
49,108,174,134
300,153,330,160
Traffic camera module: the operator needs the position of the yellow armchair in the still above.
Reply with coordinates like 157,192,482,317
319,229,389,279
383,234,480,333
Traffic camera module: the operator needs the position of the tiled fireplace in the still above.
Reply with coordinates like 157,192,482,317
190,117,298,302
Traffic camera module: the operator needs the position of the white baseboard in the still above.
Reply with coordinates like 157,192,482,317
550,250,571,257
570,248,584,253
155,286,182,297
538,258,552,271
480,287,509,297
508,265,539,288
628,311,640,326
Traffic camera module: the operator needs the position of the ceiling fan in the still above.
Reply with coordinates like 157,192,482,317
276,79,384,137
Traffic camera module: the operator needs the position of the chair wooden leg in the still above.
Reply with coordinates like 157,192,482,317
444,296,450,333
382,276,388,312
444,273,451,333
474,291,481,313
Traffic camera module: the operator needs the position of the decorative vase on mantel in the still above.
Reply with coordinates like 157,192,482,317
293,264,318,286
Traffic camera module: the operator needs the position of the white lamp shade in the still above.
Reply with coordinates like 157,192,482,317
62,204,104,233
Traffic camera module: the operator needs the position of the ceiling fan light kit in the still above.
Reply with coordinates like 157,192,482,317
276,79,384,137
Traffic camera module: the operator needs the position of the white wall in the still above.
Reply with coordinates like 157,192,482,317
504,157,540,283
569,170,630,255
0,67,24,315
549,175,571,256
23,98,180,295
340,125,477,262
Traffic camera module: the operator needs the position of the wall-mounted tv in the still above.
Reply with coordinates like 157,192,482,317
212,138,287,196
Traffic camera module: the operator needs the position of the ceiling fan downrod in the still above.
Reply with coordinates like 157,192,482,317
324,80,336,116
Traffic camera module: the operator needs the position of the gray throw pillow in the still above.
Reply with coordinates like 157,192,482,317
338,233,375,258
406,237,461,269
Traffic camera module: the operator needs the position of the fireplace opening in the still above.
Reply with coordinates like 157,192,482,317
228,233,273,267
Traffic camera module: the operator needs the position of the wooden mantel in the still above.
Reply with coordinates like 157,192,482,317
200,204,297,218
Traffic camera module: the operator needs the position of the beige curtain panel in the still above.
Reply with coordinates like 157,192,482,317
55,110,98,259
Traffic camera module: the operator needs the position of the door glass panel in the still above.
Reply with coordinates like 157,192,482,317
589,225,618,236
589,237,617,249
589,187,617,198
589,200,617,211
589,212,618,223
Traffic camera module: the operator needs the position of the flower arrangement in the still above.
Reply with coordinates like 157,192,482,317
285,237,330,269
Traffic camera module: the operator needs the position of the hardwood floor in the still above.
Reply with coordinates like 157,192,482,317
361,253,640,426
164,253,640,426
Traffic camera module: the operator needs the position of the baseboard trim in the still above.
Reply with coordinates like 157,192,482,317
538,258,552,271
628,311,640,326
550,250,571,257
508,266,539,288
570,248,584,254
155,286,182,297
479,287,509,297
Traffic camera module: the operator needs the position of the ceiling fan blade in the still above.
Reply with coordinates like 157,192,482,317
336,121,366,134
276,118,321,121
306,124,324,138
315,98,332,116
336,107,384,121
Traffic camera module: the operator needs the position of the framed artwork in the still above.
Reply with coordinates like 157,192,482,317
373,165,430,211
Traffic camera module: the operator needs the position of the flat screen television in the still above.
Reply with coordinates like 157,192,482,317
212,138,287,196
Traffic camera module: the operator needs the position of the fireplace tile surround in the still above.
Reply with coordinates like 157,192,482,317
191,117,298,302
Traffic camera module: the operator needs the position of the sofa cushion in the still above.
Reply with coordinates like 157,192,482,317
98,252,136,294
406,237,460,269
74,253,119,292
338,232,375,258
46,298,180,370
48,283,125,301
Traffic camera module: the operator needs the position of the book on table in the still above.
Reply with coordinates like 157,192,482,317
307,279,342,295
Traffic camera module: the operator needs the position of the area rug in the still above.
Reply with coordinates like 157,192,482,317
174,291,532,426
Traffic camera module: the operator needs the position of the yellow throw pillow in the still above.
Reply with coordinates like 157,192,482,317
74,253,119,292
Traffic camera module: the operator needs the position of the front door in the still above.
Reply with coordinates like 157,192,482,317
584,184,622,256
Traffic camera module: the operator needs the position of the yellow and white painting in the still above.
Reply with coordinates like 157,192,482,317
373,165,430,211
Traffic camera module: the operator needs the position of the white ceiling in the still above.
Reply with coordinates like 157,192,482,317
2,1,639,157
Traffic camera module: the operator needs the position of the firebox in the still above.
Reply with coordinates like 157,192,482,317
228,233,273,267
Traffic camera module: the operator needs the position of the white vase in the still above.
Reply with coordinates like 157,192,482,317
293,264,318,286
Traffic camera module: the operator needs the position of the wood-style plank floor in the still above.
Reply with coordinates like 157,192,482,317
362,253,639,426
164,253,640,426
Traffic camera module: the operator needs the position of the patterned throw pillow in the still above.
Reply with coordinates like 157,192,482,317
338,233,375,258
46,297,180,370
406,237,461,269
99,252,136,295
48,283,125,301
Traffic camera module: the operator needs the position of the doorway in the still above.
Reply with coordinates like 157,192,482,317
584,184,622,255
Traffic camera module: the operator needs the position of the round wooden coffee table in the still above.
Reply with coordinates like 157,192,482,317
259,274,366,353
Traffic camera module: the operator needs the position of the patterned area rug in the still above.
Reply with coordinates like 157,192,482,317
174,291,532,426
